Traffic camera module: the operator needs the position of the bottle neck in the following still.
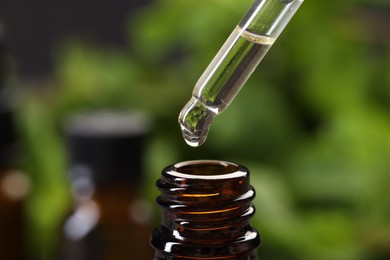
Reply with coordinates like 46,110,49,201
71,177,138,203
151,160,260,259
69,179,153,226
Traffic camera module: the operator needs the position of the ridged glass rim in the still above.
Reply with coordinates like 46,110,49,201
165,160,248,180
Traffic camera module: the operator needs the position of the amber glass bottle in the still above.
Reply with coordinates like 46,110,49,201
0,98,30,260
151,160,261,260
0,27,29,259
58,111,154,260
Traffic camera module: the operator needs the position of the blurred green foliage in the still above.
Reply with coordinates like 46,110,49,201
13,0,390,259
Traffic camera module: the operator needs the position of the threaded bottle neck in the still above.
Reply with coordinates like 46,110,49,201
151,160,260,259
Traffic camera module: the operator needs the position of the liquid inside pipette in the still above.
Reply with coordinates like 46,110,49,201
179,27,275,147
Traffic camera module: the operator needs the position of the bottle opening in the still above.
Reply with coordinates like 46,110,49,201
167,160,246,180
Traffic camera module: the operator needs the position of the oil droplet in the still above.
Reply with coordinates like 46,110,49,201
178,97,216,147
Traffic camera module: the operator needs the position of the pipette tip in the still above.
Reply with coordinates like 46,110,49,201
178,97,215,147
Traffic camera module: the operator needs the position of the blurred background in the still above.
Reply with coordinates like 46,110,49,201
0,0,390,259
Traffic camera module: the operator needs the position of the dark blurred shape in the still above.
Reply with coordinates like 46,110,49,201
0,100,17,163
0,22,8,89
57,111,154,260
0,92,30,260
0,0,152,78
0,24,5,88
347,5,390,46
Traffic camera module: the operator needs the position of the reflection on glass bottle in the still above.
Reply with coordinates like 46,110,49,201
57,111,154,260
151,160,261,259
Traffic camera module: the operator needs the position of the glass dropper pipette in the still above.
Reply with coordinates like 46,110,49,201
178,0,303,147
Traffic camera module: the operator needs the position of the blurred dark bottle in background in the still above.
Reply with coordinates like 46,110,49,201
0,24,30,260
0,98,30,260
57,111,154,260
